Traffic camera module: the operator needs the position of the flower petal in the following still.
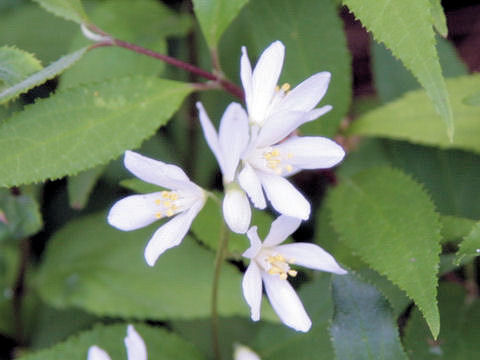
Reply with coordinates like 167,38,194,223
196,102,225,175
305,105,332,121
243,226,263,259
124,151,191,190
256,111,309,148
275,243,347,274
87,346,111,360
219,103,250,182
234,345,261,360
107,193,161,231
242,262,263,321
275,136,345,169
279,72,331,112
238,163,266,209
263,215,302,247
262,272,311,332
258,173,310,220
249,41,285,124
241,46,253,112
144,200,203,266
124,325,147,360
223,187,251,234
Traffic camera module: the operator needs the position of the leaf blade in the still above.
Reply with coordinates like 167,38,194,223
32,0,88,24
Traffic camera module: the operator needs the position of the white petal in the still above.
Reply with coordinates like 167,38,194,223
223,187,251,234
219,103,250,182
107,193,161,231
305,105,332,121
124,151,191,190
240,46,253,112
256,111,308,148
87,346,111,360
243,226,263,259
144,201,203,266
234,345,261,360
124,325,147,360
258,173,310,220
262,273,311,332
238,163,266,209
275,243,347,274
275,136,345,169
279,72,331,112
196,102,225,175
263,215,302,247
242,262,263,321
249,41,285,123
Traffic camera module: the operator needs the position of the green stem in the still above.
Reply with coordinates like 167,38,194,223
211,222,229,360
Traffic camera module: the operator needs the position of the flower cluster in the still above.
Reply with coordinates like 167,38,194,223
108,40,346,332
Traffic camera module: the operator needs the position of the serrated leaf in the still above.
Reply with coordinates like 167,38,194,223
193,0,249,49
67,165,105,210
455,221,480,265
219,0,351,137
327,167,441,338
34,212,253,320
330,274,408,360
0,47,88,104
440,215,475,244
0,46,42,88
18,323,206,360
343,0,454,139
349,75,480,155
0,76,192,187
404,283,480,359
429,0,448,37
32,0,88,24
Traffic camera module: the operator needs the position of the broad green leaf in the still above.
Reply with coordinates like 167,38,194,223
59,0,192,90
32,0,88,24
429,0,448,37
67,165,105,210
463,90,480,106
34,212,254,320
455,221,480,265
327,167,441,337
440,215,476,244
330,274,408,360
0,47,88,104
404,283,480,359
349,75,480,154
220,0,351,137
193,0,249,49
0,76,192,187
18,323,206,360
0,189,42,242
343,0,454,139
0,46,42,88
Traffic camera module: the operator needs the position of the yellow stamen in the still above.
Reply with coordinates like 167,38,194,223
288,270,298,277
281,83,290,92
163,200,172,208
155,199,162,205
161,191,169,198
155,212,163,219
166,209,175,217
287,153,293,159
285,164,293,173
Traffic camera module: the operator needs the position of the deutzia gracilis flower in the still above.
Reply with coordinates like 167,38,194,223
87,325,147,360
234,344,261,360
197,101,251,234
242,216,347,332
108,151,206,266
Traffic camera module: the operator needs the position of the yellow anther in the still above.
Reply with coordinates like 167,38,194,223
155,199,162,205
161,191,169,198
288,270,298,277
267,160,280,169
281,83,290,92
271,149,280,157
166,209,175,217
264,153,273,160
155,212,163,219
287,153,293,159
275,85,280,91
279,273,288,280
286,165,293,173
163,200,172,208
170,193,178,200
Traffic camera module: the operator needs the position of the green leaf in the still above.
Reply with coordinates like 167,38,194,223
32,0,88,24
0,189,42,242
34,212,253,320
0,76,192,187
220,0,351,137
404,283,480,359
343,0,454,139
455,221,480,265
0,47,88,104
429,0,448,37
330,274,408,360
193,0,249,50
440,215,476,244
0,46,42,87
18,323,206,360
349,75,480,155
67,165,105,210
327,167,441,338
463,90,480,106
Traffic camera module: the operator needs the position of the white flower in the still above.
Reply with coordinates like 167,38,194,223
238,41,345,220
87,325,147,360
197,101,251,234
242,216,347,332
234,344,261,360
108,151,206,266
